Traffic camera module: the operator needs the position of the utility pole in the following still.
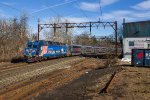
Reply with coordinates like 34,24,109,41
66,23,69,44
38,18,40,40
54,23,56,36
115,21,118,57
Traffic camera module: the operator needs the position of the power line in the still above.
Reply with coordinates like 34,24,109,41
31,0,78,14
0,2,21,12
75,0,91,22
30,0,78,24
44,1,69,22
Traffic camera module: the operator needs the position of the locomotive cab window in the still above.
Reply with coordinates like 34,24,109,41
27,44,38,48
33,45,38,48
27,44,32,48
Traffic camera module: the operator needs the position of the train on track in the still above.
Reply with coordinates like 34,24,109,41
23,40,112,62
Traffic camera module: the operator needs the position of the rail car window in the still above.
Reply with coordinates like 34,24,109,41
73,46,81,48
48,41,53,45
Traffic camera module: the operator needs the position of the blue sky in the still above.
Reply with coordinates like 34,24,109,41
0,0,150,37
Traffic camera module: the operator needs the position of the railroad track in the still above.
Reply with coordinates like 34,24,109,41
0,56,81,77
0,57,97,100
0,56,85,89
0,57,82,80
0,63,27,72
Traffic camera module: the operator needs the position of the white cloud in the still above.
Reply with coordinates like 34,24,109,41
132,0,150,10
102,10,133,21
79,0,119,12
102,10,150,22
100,0,119,6
101,1,150,22
79,2,100,12
132,11,150,18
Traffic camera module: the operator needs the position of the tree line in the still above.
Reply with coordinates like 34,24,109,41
0,13,28,61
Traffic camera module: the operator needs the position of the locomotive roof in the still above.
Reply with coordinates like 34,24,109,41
30,40,66,45
82,45,93,47
70,44,82,46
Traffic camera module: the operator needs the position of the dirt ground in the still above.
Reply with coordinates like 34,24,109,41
33,67,121,100
33,63,150,100
0,58,150,100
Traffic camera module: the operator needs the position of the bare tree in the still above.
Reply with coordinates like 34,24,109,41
43,16,73,44
0,13,28,62
74,31,98,46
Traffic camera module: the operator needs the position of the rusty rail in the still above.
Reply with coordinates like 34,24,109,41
99,72,116,93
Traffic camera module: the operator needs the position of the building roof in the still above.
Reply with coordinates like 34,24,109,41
123,20,150,38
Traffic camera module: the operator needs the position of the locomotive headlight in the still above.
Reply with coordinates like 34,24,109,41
32,50,36,52
26,49,29,52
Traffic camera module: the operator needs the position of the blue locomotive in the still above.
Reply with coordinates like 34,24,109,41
24,40,68,62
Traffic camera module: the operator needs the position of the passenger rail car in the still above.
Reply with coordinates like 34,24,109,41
68,45,82,56
93,47,100,54
82,46,94,55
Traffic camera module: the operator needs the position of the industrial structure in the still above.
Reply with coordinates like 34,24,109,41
123,20,150,59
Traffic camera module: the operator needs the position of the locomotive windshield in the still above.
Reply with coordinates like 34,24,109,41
28,44,37,48
27,42,38,48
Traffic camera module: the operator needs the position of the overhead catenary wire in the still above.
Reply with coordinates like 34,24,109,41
0,2,37,22
29,0,78,25
98,0,103,22
44,1,70,23
75,0,91,22
0,2,21,12
29,0,79,36
31,0,78,14
37,0,94,37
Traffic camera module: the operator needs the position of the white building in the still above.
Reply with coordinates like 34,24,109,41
123,37,150,58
